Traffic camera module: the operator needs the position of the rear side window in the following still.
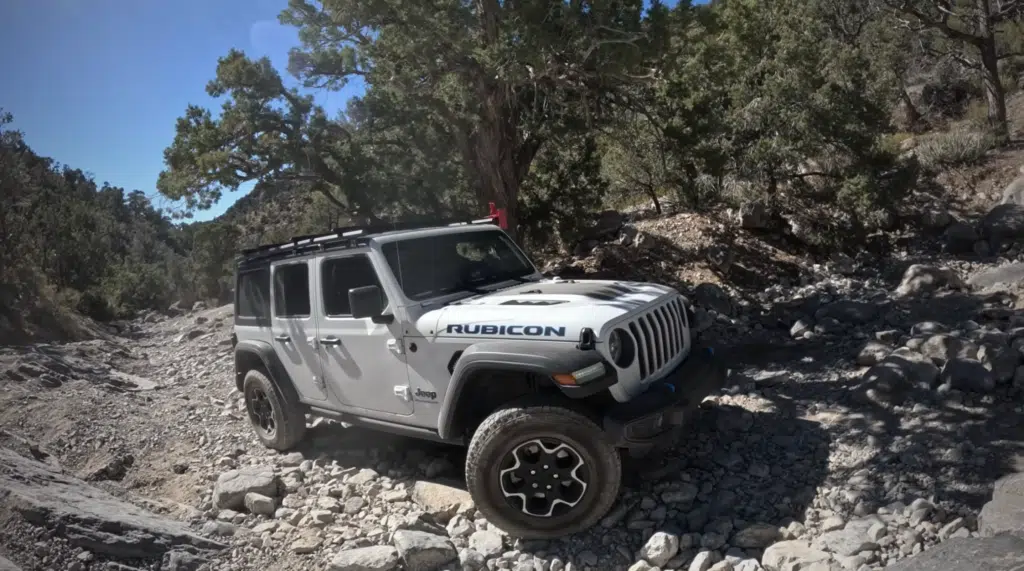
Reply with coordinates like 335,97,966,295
237,268,270,319
322,255,384,317
273,263,311,317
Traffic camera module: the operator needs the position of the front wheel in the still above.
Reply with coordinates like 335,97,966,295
464,402,622,539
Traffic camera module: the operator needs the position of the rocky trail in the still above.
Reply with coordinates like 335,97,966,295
3,216,1024,571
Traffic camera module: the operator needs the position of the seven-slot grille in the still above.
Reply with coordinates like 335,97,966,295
623,297,689,379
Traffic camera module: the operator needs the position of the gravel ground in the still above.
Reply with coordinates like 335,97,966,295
1,240,1023,571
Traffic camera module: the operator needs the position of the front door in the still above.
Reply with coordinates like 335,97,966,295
314,251,414,416
269,259,327,402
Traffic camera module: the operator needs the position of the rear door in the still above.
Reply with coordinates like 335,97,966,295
269,259,327,402
314,251,414,416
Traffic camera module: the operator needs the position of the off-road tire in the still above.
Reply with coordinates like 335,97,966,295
465,400,622,539
242,369,306,451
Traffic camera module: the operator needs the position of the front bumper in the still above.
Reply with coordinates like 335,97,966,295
602,343,726,450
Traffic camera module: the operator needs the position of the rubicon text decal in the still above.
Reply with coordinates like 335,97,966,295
446,324,567,337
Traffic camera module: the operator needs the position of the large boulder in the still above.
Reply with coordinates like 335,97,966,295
943,222,978,254
980,203,1024,246
212,466,280,511
0,447,224,562
761,540,831,571
693,283,733,316
886,535,1024,571
979,472,1024,539
409,480,473,523
968,262,1024,293
895,264,964,297
391,530,457,571
1001,175,1024,206
329,546,401,571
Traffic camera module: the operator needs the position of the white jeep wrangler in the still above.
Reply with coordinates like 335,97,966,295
231,215,725,538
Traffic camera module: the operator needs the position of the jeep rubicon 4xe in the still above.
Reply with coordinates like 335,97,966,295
231,214,725,539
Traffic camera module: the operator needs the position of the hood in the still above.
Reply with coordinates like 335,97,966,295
418,279,677,342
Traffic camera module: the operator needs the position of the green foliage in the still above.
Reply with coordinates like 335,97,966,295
519,135,609,252
0,110,190,328
914,129,995,170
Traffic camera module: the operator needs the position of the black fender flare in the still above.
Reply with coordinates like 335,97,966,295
233,339,294,396
436,341,616,440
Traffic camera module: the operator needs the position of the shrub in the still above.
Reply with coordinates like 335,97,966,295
914,129,994,170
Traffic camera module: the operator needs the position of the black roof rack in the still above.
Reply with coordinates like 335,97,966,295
236,213,501,265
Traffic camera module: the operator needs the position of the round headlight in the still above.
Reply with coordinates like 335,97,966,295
609,328,635,368
608,330,623,362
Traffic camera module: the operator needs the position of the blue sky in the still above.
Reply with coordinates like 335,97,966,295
1,0,680,222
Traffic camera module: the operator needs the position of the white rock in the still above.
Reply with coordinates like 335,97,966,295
641,531,680,567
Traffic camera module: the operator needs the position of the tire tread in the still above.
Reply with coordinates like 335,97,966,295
465,399,621,539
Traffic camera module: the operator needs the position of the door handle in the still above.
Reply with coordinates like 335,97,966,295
274,334,291,342
320,337,341,346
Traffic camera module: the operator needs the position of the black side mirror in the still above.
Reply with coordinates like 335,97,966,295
349,285,392,323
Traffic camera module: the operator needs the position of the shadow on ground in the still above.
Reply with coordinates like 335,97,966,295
723,283,1024,517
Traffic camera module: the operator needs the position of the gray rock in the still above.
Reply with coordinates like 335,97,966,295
163,550,211,571
213,466,279,510
812,529,878,556
968,262,1024,293
459,549,486,570
732,523,780,549
791,319,814,339
815,300,878,325
329,546,401,571
694,283,733,316
994,472,1024,501
895,265,964,297
919,334,975,364
980,203,1024,247
0,447,225,560
468,530,504,559
243,492,276,516
0,557,19,571
979,473,1024,539
856,341,891,366
410,480,473,522
885,536,1024,571
392,530,457,571
1002,175,1024,206
641,531,680,567
940,358,995,392
761,541,830,571
689,550,720,571
662,483,699,505
944,222,978,254
977,344,1019,383
921,208,952,230
938,518,965,541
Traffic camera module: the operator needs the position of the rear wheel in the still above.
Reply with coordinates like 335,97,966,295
242,369,306,451
465,401,621,539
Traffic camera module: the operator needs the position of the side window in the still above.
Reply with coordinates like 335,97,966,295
322,255,384,317
272,263,311,318
237,268,270,319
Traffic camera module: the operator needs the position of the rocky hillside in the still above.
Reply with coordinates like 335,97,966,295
2,192,1024,570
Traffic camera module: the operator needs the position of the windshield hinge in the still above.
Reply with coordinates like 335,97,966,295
388,338,405,356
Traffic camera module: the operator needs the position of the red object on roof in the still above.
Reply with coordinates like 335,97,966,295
488,202,508,230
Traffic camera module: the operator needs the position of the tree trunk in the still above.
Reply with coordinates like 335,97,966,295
980,38,1009,141
976,0,1009,142
649,190,662,215
898,88,923,130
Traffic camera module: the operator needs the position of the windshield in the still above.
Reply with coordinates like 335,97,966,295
381,230,536,301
